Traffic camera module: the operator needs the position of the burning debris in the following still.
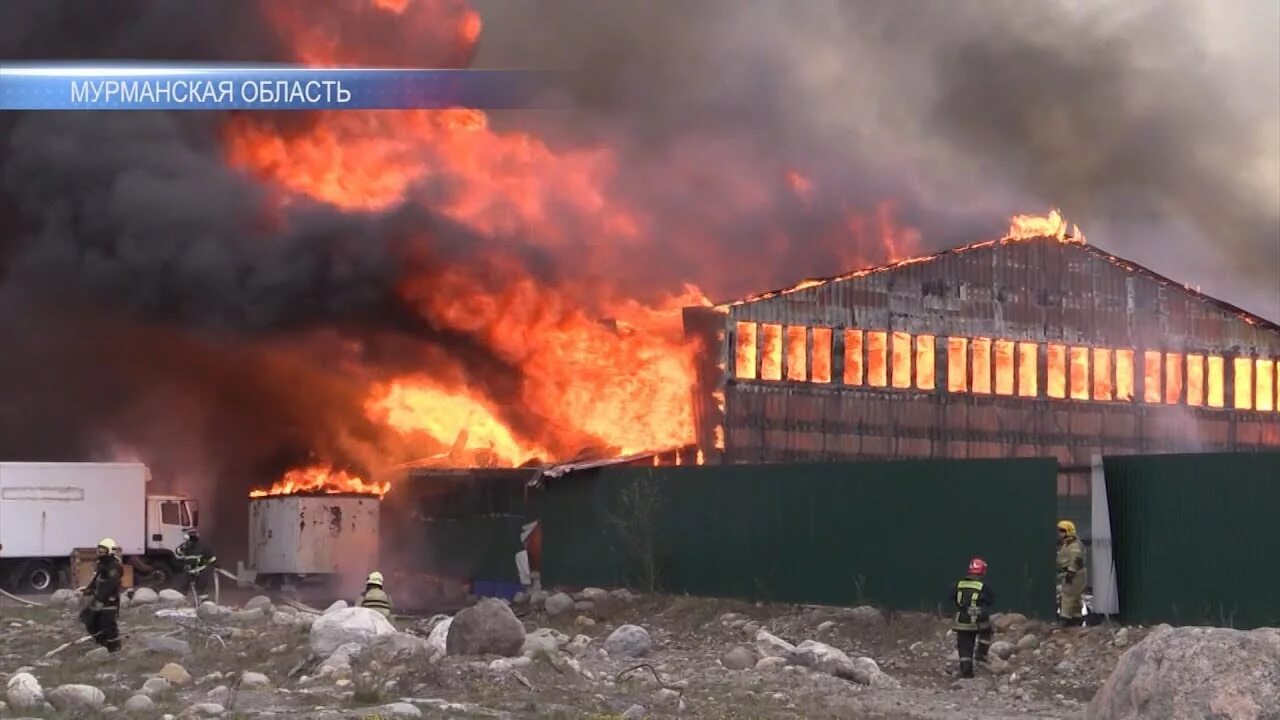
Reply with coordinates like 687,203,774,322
248,465,389,499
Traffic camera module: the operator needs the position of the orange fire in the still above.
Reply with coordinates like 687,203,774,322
785,326,808,381
844,330,864,386
250,465,390,498
1047,344,1066,399
1006,209,1085,244
735,322,758,379
760,324,783,381
947,337,968,392
812,328,833,384
916,335,936,390
994,340,1015,396
891,332,912,389
1093,348,1113,401
971,338,992,394
867,331,888,387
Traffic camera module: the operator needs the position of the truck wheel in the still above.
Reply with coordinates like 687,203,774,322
17,560,58,593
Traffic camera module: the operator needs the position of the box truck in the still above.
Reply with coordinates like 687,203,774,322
0,462,199,592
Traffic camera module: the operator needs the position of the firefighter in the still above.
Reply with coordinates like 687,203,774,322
1056,520,1088,626
358,571,392,617
80,538,124,652
951,557,994,679
174,529,217,600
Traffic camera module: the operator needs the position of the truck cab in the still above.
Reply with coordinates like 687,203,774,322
145,494,199,553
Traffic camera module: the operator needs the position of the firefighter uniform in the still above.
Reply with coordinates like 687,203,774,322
358,571,392,617
81,538,124,652
1056,520,1087,625
175,530,217,598
951,558,994,679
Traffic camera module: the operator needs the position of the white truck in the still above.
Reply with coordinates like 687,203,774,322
0,462,199,592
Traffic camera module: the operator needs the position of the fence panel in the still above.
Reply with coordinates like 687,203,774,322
1104,451,1280,629
541,458,1058,615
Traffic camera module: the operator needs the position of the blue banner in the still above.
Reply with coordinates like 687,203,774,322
0,64,562,111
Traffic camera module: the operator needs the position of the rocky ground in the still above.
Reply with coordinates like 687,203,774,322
0,586,1271,719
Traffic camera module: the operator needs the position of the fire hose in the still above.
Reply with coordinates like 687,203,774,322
212,567,323,615
0,587,45,607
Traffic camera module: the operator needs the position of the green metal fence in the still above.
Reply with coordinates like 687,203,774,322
1103,452,1280,629
539,458,1058,615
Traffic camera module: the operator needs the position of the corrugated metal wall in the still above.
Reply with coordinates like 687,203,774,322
1103,452,1280,629
705,239,1280,465
540,458,1058,614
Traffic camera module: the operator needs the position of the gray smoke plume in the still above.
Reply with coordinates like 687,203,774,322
475,0,1279,316
1,1,1276,552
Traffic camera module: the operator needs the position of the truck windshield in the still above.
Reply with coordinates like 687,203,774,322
161,501,180,526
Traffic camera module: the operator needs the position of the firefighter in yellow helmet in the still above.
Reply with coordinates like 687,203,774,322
357,571,392,617
1056,520,1087,626
80,538,124,652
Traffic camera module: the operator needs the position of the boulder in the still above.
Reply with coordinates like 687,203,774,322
239,671,270,689
610,588,637,602
523,628,571,657
544,592,575,616
837,656,882,685
989,640,1016,660
319,642,363,677
206,686,230,705
530,589,550,607
847,605,886,626
158,588,187,605
48,684,106,712
754,656,788,672
580,587,609,601
993,613,1028,632
575,600,595,613
196,601,225,621
231,607,266,625
788,640,850,675
426,617,453,656
244,595,274,612
622,704,647,719
272,611,295,625
604,624,652,658
84,646,111,664
294,613,316,630
146,636,193,657
324,599,349,614
446,598,526,657
132,587,160,605
755,629,796,658
185,702,226,717
140,677,171,697
5,672,44,710
370,632,433,660
158,662,193,687
566,634,593,655
1017,633,1041,652
124,694,155,712
50,588,79,607
1087,626,1280,720
721,646,758,670
309,606,397,656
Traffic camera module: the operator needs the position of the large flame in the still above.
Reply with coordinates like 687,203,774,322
250,465,390,498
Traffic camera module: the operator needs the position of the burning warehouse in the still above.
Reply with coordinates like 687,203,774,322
685,212,1280,465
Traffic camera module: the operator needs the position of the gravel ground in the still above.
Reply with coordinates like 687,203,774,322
0,589,1147,719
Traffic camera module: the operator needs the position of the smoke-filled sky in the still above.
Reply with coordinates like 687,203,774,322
0,0,1277,544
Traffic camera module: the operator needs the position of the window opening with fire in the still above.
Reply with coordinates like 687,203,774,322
729,320,1279,413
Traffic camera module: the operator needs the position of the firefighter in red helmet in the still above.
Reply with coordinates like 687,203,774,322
950,557,995,678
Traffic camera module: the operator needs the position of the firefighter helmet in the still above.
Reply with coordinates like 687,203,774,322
1056,520,1077,536
366,571,384,587
967,557,988,576
97,538,119,556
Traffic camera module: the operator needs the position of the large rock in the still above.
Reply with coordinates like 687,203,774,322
1087,625,1280,720
6,672,44,710
124,694,155,712
446,598,526,657
239,672,270,689
50,588,79,608
722,646,758,670
370,632,433,660
244,595,274,612
426,616,453,656
544,592,575,617
319,642,363,677
196,601,226,621
788,640,850,675
989,640,1016,660
132,587,160,605
158,588,187,605
755,629,796,658
372,701,423,718
847,605,886,626
324,599,349,614
48,684,106,712
146,636,193,657
604,624,652,658
993,613,1028,632
309,606,397,656
140,677,171,697
230,608,267,625
158,662,193,687
523,627,571,657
